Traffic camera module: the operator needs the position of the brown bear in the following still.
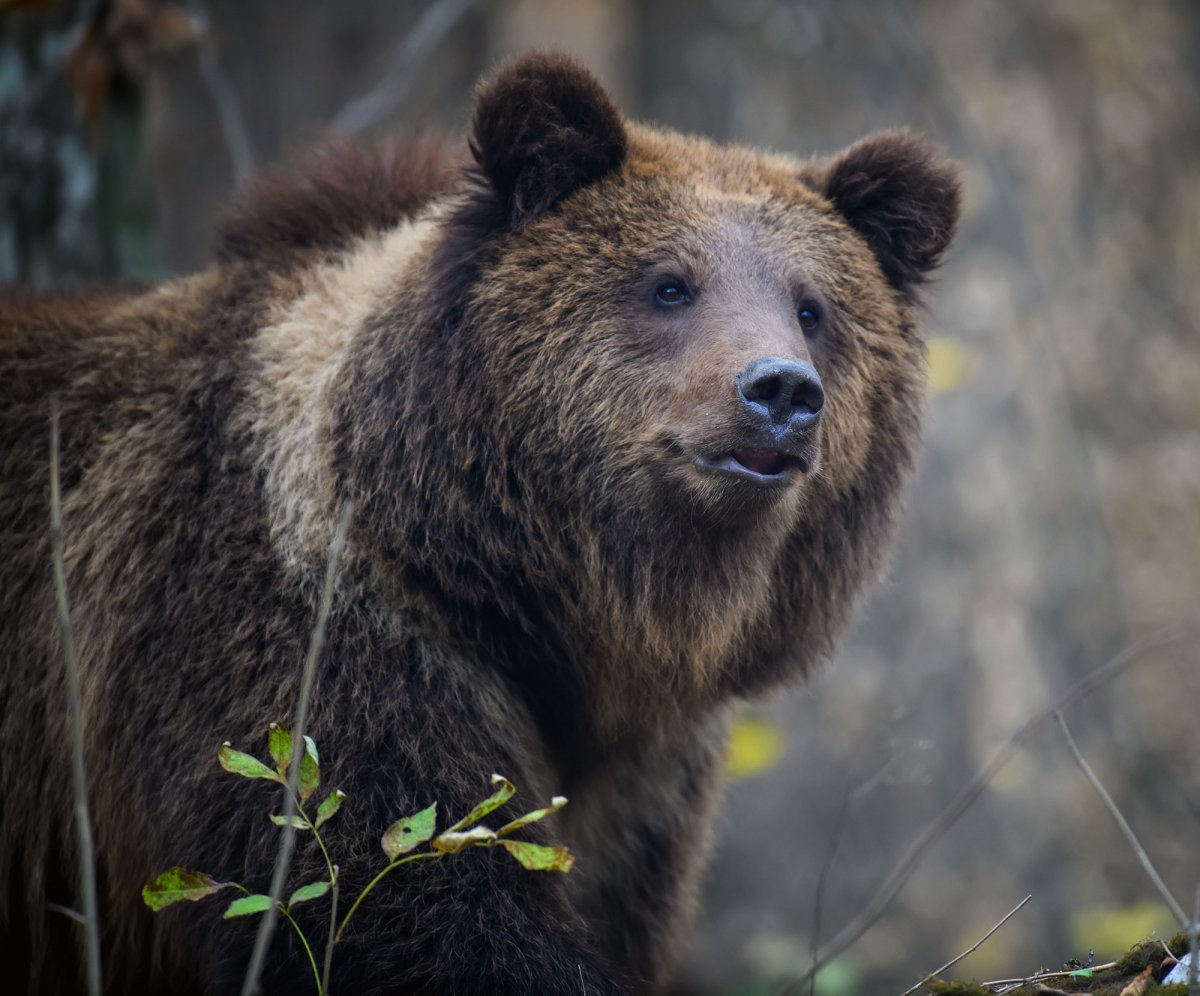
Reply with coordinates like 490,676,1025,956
0,53,960,995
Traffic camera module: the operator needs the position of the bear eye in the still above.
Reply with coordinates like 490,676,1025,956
654,278,691,307
798,303,821,332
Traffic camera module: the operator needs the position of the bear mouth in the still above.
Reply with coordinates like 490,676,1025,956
693,448,809,487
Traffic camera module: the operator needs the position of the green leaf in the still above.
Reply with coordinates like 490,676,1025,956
269,814,309,830
315,789,346,829
298,736,320,802
445,774,515,832
431,826,496,854
142,868,230,911
287,880,330,907
223,894,274,918
499,840,574,873
267,723,292,775
381,802,438,860
497,796,568,836
218,743,281,782
265,725,320,801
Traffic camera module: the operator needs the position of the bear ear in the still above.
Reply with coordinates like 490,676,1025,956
470,52,628,230
819,131,962,299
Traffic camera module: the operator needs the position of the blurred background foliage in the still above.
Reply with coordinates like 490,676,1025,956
3,0,1198,992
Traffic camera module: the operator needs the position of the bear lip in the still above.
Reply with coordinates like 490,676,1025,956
693,448,808,487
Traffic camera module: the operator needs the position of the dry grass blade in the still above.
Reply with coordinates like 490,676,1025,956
189,0,254,184
241,502,353,996
1054,709,1188,928
900,894,1032,996
50,401,103,996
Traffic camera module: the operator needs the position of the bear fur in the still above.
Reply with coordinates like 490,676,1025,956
0,53,960,994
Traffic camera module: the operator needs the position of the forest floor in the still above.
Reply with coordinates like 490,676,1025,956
924,933,1192,996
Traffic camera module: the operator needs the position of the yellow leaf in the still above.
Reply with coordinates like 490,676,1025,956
926,337,971,392
726,718,785,780
1069,902,1176,957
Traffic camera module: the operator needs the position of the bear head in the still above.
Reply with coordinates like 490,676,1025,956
332,53,961,737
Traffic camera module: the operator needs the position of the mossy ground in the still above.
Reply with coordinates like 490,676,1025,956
924,935,1191,995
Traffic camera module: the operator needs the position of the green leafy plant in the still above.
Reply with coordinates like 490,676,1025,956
143,725,572,995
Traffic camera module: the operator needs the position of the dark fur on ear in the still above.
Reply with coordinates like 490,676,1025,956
821,130,962,299
471,52,628,230
217,134,460,264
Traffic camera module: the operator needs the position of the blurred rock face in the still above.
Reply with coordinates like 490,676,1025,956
4,0,1197,991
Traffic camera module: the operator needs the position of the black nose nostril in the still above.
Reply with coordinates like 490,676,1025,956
744,375,779,404
737,356,824,425
791,377,824,414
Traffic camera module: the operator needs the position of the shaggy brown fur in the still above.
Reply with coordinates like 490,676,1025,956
0,53,960,994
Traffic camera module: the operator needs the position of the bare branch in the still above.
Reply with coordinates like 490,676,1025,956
804,749,903,996
1054,710,1188,928
332,0,480,135
188,0,254,185
900,894,1032,996
50,401,102,996
808,785,850,996
776,628,1184,995
985,961,1117,993
241,502,353,996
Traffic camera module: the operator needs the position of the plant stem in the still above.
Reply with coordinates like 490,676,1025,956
335,852,441,943
286,796,340,992
322,868,339,995
292,792,336,884
278,904,322,996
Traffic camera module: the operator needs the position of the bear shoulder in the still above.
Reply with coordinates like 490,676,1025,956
216,133,463,265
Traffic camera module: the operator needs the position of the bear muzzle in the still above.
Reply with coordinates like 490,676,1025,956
688,356,825,487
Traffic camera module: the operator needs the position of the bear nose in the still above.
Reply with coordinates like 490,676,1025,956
735,356,825,428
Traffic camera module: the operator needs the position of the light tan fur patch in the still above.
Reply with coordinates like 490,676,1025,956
242,217,437,573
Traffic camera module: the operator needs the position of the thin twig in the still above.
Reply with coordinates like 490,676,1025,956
985,962,1117,989
241,503,353,996
332,0,480,135
50,402,103,996
808,785,851,996
900,894,1032,996
776,628,1183,995
1054,710,1188,927
986,961,1117,994
322,866,339,995
189,0,254,185
804,747,920,992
